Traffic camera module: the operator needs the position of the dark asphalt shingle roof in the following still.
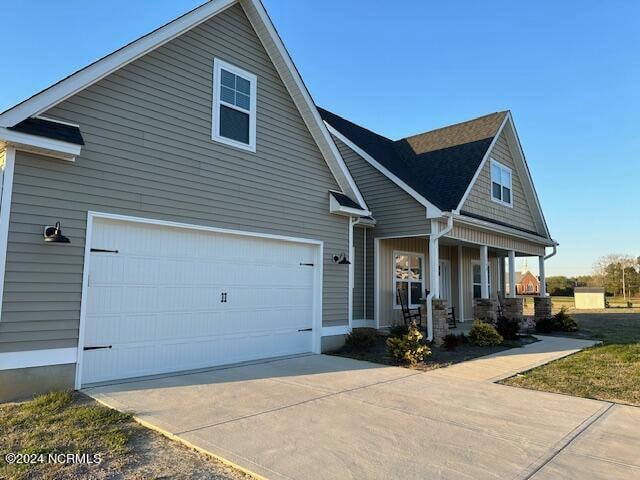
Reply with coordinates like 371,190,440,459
8,117,85,145
319,107,507,211
329,190,363,210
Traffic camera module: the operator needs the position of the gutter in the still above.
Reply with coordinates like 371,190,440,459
544,244,557,260
425,212,455,341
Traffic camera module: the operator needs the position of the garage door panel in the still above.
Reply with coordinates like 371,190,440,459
82,219,318,385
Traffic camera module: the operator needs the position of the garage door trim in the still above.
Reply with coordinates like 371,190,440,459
75,211,324,388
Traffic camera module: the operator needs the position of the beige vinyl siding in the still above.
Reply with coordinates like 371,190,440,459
443,221,546,257
0,3,349,353
352,226,374,321
462,131,540,233
333,137,431,238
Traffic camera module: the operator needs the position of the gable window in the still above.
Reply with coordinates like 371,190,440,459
472,262,491,299
490,159,512,206
212,58,257,151
394,252,424,308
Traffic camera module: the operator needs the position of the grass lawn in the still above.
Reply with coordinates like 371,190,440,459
0,391,249,480
502,312,640,406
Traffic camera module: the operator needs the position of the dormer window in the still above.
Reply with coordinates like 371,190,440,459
212,58,257,152
490,159,512,206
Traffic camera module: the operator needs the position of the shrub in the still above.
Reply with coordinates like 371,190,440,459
468,320,503,347
627,301,633,308
496,316,520,340
386,322,431,365
553,307,578,332
388,323,409,338
442,333,465,351
535,316,555,333
345,328,377,351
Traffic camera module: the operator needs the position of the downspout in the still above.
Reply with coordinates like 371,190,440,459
348,217,362,331
425,212,455,341
544,244,557,260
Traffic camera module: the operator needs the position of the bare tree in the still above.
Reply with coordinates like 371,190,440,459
593,254,638,299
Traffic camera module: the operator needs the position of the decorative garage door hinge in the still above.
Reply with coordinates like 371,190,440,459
299,263,314,267
83,345,113,351
297,328,313,332
91,248,119,253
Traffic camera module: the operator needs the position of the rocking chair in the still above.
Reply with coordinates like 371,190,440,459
397,288,421,327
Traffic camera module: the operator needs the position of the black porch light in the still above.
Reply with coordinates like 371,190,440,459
332,253,351,265
44,222,70,243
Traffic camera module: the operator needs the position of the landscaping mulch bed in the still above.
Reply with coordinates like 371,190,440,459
0,391,251,480
330,333,539,371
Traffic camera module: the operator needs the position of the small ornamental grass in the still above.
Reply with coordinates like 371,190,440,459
468,320,504,347
386,322,431,365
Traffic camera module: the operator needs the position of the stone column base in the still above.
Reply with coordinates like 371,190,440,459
473,298,498,323
534,296,553,321
432,299,449,345
502,297,524,323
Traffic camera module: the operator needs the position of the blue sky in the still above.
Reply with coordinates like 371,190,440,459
2,1,638,276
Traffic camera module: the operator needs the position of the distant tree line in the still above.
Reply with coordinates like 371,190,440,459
547,254,640,298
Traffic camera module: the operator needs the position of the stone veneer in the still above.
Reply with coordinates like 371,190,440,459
534,296,553,320
420,298,449,345
502,297,524,323
473,298,498,323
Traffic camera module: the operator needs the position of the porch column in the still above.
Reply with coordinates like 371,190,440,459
508,250,516,298
429,227,440,299
480,245,489,298
538,255,547,297
457,245,464,321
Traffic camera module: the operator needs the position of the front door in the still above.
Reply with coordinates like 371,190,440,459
439,259,452,303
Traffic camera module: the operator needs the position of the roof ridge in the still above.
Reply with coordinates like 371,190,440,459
400,110,508,143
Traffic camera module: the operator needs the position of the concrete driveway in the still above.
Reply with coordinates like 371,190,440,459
85,340,640,480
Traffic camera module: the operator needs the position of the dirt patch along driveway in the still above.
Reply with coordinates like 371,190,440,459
84,341,639,480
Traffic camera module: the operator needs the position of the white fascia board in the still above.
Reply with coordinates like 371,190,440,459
329,193,371,217
0,127,81,160
0,0,237,127
237,0,369,213
454,113,510,213
455,214,556,246
325,122,443,218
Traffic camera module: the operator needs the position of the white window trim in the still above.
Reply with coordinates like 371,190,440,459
211,58,257,152
471,260,492,299
393,250,425,309
490,158,513,208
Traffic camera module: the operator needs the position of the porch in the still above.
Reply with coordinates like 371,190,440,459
352,219,554,342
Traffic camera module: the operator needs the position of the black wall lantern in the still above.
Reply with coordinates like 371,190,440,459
44,222,70,243
332,253,350,265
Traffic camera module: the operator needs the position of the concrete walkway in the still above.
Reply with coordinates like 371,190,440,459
85,336,640,480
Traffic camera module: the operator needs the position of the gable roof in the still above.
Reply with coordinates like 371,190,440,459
0,0,367,211
8,117,84,146
319,107,507,212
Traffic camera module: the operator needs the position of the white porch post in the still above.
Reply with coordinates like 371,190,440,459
508,250,516,298
539,255,547,297
480,245,489,298
457,245,464,321
429,224,440,299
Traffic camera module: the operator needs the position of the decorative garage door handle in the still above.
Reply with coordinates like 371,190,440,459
220,292,228,303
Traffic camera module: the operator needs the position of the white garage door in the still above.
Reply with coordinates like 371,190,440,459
81,218,318,385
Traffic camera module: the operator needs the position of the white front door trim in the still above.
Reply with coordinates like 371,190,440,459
75,211,324,389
